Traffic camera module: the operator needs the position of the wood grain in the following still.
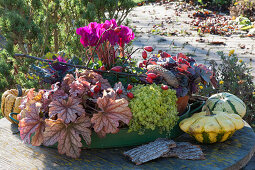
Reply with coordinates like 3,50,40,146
0,118,255,169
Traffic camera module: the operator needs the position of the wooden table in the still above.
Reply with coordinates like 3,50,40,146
0,118,255,170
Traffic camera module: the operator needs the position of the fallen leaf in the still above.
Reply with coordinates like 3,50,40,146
43,114,91,158
210,41,225,45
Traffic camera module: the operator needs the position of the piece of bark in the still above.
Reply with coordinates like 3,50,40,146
162,142,205,160
123,138,176,165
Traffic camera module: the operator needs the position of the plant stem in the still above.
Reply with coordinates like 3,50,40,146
14,53,146,78
122,47,143,65
85,27,114,67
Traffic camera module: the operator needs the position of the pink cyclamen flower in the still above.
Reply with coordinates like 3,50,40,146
76,19,134,47
117,25,135,45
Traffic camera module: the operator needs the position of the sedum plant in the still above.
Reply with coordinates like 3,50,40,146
128,84,178,134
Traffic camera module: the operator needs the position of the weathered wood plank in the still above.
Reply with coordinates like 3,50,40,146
0,118,255,169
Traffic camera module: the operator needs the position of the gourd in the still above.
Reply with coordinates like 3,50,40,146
1,88,29,124
202,92,246,118
147,65,179,88
179,109,244,144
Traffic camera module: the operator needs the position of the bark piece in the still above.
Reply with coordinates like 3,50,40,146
123,138,176,165
162,142,205,160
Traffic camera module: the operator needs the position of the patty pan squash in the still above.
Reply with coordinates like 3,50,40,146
202,92,246,118
179,110,244,143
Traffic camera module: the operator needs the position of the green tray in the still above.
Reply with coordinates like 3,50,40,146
81,101,204,149
10,101,205,149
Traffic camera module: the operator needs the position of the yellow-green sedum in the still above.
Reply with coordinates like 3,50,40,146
128,84,178,134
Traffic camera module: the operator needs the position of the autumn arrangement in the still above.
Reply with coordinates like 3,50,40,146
1,19,246,160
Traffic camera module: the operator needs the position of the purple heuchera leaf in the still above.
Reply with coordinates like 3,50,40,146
51,55,68,71
49,97,85,124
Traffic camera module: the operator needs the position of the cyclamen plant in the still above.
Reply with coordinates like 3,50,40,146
76,19,135,69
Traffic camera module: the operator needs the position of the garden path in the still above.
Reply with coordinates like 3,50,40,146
127,1,255,79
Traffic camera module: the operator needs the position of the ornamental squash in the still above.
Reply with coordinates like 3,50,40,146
1,88,29,124
202,92,246,118
179,109,244,144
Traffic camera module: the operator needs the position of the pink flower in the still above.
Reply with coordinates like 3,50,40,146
76,19,135,48
118,25,135,45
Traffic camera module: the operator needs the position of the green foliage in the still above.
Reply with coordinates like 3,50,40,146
0,0,135,57
128,84,178,134
199,51,255,124
0,49,41,118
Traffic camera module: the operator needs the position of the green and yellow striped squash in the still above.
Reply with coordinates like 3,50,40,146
202,92,246,118
179,111,244,144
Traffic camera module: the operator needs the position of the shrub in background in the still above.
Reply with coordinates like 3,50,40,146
199,51,255,124
0,49,41,117
230,0,255,21
194,0,233,10
0,0,135,57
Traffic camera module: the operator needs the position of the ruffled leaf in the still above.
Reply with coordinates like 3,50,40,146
49,97,85,124
19,103,45,146
43,114,91,158
78,70,111,90
91,91,132,137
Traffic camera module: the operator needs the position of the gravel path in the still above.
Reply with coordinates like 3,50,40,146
127,1,255,79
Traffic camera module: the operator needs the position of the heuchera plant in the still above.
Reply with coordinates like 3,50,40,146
18,70,132,158
76,19,135,69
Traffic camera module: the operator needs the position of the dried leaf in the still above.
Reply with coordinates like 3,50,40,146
124,138,176,165
19,103,45,146
43,114,91,158
91,91,132,137
210,41,225,45
162,142,205,160
49,97,85,124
